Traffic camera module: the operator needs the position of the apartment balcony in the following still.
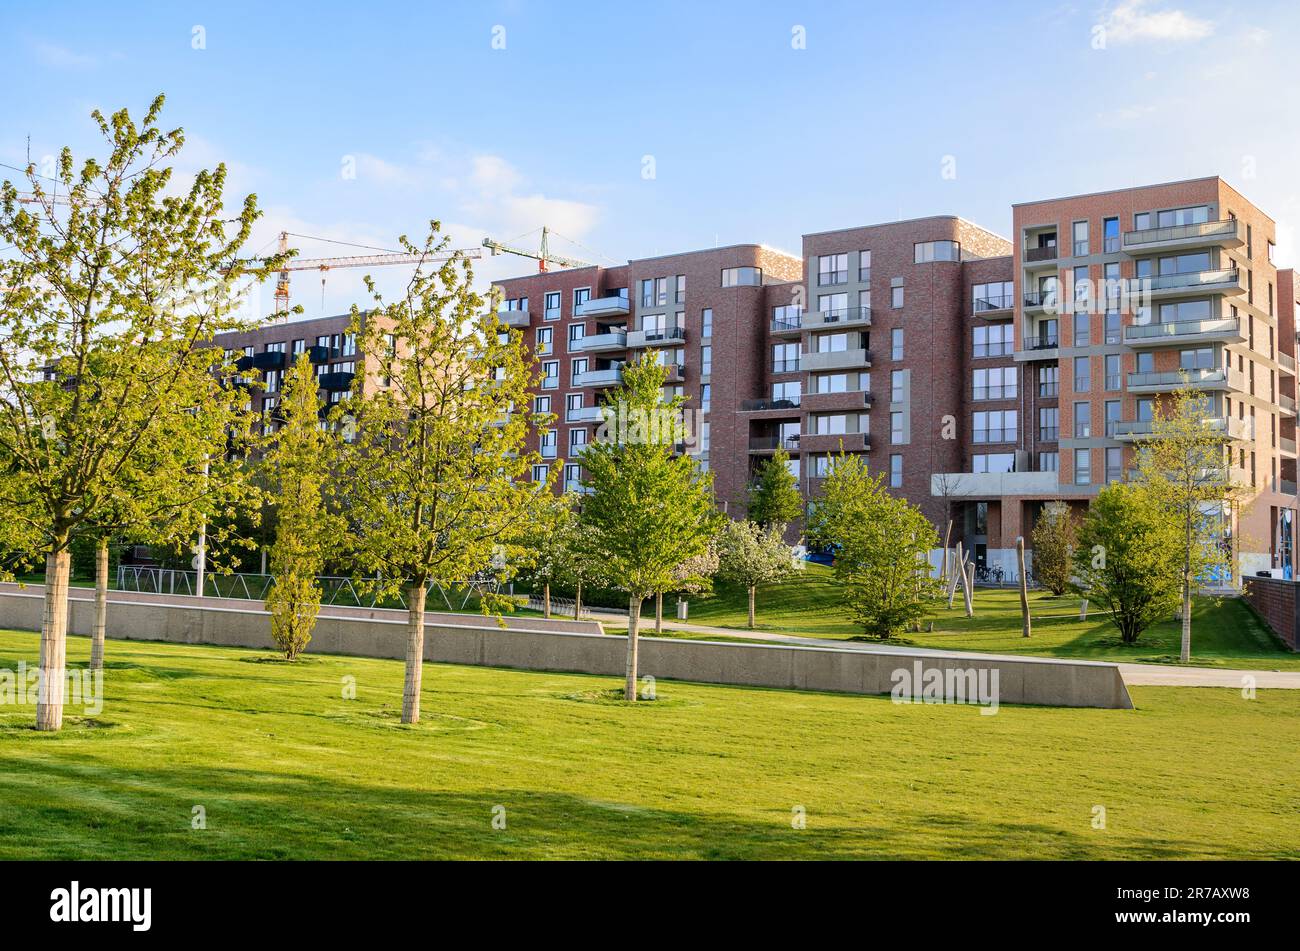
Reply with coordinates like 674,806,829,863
804,307,872,330
1022,245,1058,268
770,317,803,336
798,431,870,453
748,435,802,453
236,350,287,373
1111,416,1250,442
1282,436,1298,458
801,389,873,412
626,326,686,349
496,309,531,329
1280,352,1297,376
575,330,627,353
740,396,801,413
565,405,606,424
1121,217,1244,253
1013,334,1060,362
972,294,1014,316
1126,366,1246,395
573,366,624,388
317,370,355,391
802,348,873,372
574,295,630,318
929,470,1063,498
1124,317,1244,349
1130,268,1245,301
306,345,338,363
1280,394,1297,417
1021,290,1058,315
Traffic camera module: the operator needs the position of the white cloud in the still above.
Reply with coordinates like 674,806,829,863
29,40,98,69
1099,0,1213,44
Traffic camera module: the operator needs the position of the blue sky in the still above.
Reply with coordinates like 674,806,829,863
4,0,1299,317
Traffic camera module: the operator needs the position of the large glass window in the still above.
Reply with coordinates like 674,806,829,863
973,323,1014,358
818,253,848,286
721,267,762,287
973,366,1017,400
914,240,960,263
973,281,1015,312
973,410,1017,443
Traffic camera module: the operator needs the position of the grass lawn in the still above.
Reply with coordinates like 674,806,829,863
682,565,1300,670
1,628,1297,860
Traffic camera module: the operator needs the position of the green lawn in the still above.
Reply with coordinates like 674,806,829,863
682,565,1300,670
1,628,1297,859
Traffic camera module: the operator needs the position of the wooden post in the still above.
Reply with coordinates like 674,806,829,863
941,519,953,585
962,558,975,618
1016,536,1031,638
1079,598,1088,621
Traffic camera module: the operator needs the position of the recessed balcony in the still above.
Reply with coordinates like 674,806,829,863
1123,317,1244,349
575,330,627,353
1280,352,1296,377
801,389,873,412
627,326,686,349
317,370,355,391
1022,290,1058,315
1126,367,1246,395
748,434,802,453
1280,395,1297,417
770,317,803,336
972,294,1014,316
740,397,801,413
1121,218,1244,253
565,405,606,424
798,431,870,453
574,296,630,318
804,307,871,330
1022,245,1058,268
802,348,873,372
1013,334,1060,362
1129,268,1244,301
1281,436,1297,458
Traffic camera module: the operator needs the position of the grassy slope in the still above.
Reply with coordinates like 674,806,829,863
682,565,1300,670
1,629,1297,860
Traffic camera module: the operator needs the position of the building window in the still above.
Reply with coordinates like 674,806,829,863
818,253,848,286
1073,356,1090,392
573,288,590,310
1104,354,1121,390
818,292,848,315
568,323,585,351
675,275,686,303
973,410,1017,443
1074,448,1091,485
773,342,799,373
565,393,583,422
1039,407,1059,442
569,428,587,450
890,411,904,443
1157,205,1210,228
700,383,711,412
721,267,761,287
891,370,905,403
701,345,712,376
534,395,551,415
531,464,549,483
1073,401,1091,438
1103,217,1120,253
570,358,588,385
913,240,960,263
535,327,552,355
1039,451,1059,472
891,285,904,309
544,291,561,319
859,250,871,283
973,323,1013,358
1072,220,1089,257
701,308,713,338
890,454,903,488
540,430,558,459
542,361,559,389
699,421,710,453
1104,399,1121,438
973,453,1015,474
564,463,581,488
891,328,904,360
973,366,1017,401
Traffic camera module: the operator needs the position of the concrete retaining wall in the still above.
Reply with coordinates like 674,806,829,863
0,589,1133,709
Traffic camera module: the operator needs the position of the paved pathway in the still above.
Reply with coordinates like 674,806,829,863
598,615,1300,689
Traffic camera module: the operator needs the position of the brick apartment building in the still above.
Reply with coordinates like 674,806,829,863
491,176,1299,583
211,175,1298,585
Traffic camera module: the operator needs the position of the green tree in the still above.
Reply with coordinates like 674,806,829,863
339,221,546,724
515,489,576,619
580,354,722,699
0,96,277,730
716,519,795,628
264,354,341,660
1132,384,1248,662
657,542,720,634
1031,501,1075,596
747,446,803,529
1073,483,1182,645
809,453,941,639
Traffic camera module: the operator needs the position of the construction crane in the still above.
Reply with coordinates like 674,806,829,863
267,231,483,317
482,225,592,273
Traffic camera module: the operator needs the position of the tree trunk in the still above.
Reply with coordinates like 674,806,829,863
747,585,756,629
36,547,71,731
543,582,551,619
574,581,582,620
260,546,268,575
655,593,663,635
90,537,109,670
941,519,952,584
624,594,642,700
1180,506,1192,663
401,581,427,724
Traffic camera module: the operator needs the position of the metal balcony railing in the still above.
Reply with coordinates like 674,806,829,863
1121,217,1241,249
